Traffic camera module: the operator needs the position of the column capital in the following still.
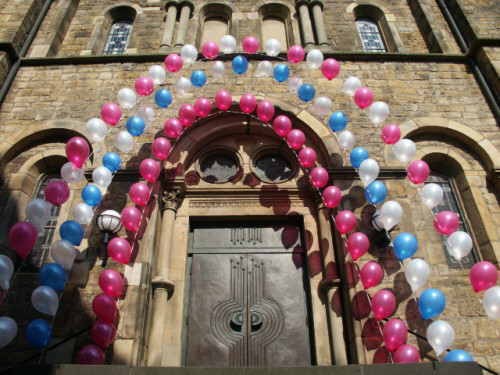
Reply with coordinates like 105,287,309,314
310,0,324,10
160,188,184,212
152,276,175,297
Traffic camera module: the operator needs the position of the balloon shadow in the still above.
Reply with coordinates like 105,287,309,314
362,318,384,351
352,290,371,320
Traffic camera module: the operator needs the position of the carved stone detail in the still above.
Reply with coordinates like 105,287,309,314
161,188,184,212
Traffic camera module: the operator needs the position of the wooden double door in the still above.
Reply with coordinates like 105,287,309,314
185,223,313,367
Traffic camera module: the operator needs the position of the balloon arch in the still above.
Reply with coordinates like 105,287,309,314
0,36,498,366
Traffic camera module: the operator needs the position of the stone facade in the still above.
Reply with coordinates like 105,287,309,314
0,0,499,372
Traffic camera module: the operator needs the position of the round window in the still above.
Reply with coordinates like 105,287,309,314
199,152,239,183
253,153,294,183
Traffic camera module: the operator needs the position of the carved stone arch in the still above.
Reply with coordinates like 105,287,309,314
257,1,300,48
195,2,235,47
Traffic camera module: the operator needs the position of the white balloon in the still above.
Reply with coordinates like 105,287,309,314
26,199,51,231
358,158,379,186
0,255,14,290
393,139,416,164
148,64,166,85
306,49,324,69
115,130,134,153
0,317,17,349
264,38,281,57
32,286,59,316
60,162,84,185
254,61,273,77
92,166,113,188
404,259,430,293
72,202,94,225
135,105,155,124
420,183,444,209
86,118,108,142
51,240,78,271
377,200,403,231
368,101,390,125
342,76,362,96
175,77,192,97
483,286,500,320
427,320,455,356
288,76,303,93
446,231,473,261
117,88,137,109
220,35,237,54
338,130,356,150
180,44,198,64
311,96,332,117
212,61,225,77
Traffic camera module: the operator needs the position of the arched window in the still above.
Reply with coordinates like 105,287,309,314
354,5,397,53
199,4,231,47
260,4,290,50
103,6,136,55
356,18,386,52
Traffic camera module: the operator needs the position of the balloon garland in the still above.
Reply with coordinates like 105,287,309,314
0,36,497,366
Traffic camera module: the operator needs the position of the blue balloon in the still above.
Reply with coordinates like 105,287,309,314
365,181,387,204
154,88,172,108
297,84,316,102
232,55,248,75
444,350,474,362
60,220,84,246
190,70,207,87
273,64,289,82
82,183,102,207
328,111,348,132
26,319,52,349
350,146,369,168
40,263,67,292
103,152,121,172
393,232,418,260
418,288,446,320
126,116,145,136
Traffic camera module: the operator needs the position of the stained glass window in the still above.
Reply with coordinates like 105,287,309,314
104,21,133,55
356,19,386,52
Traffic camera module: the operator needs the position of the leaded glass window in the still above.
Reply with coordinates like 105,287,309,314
356,19,386,52
104,21,133,55
428,174,478,268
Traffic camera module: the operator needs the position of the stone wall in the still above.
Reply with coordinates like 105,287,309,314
456,0,500,39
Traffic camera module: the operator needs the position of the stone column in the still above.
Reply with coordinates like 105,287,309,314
174,4,191,47
161,3,178,49
297,1,315,46
311,1,328,46
146,189,182,366
317,205,348,365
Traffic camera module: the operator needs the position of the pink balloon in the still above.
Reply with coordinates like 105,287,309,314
239,93,257,114
91,320,116,349
92,293,117,323
322,186,342,208
272,115,292,137
321,58,340,80
393,344,420,363
134,76,154,96
44,179,70,206
383,318,408,352
347,232,370,261
256,100,275,123
101,102,122,126
298,147,317,168
286,129,305,150
287,45,305,63
178,104,197,128
433,210,459,235
353,87,374,109
107,237,132,264
242,36,259,54
66,136,90,168
371,289,396,320
360,261,383,289
194,97,212,118
164,53,183,72
129,182,151,207
380,124,401,145
121,206,142,232
163,118,183,139
152,137,171,161
214,89,232,111
470,261,498,292
76,344,105,364
201,42,219,59
407,160,430,185
310,167,329,188
8,221,37,259
335,210,357,234
99,269,125,298
139,158,160,183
